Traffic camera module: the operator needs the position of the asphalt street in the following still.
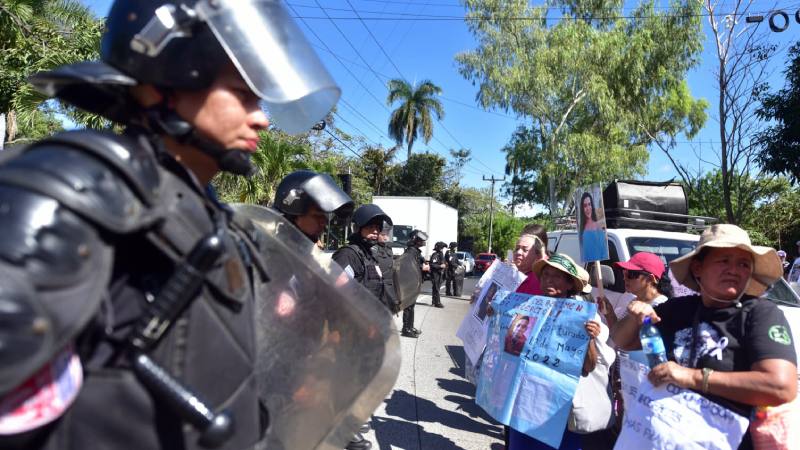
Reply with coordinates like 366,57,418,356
360,276,505,450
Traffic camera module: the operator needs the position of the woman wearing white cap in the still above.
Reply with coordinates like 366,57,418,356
612,224,797,449
509,253,616,450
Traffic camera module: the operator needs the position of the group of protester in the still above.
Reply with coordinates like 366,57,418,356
476,223,797,450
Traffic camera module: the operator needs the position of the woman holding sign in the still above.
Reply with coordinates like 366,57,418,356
611,225,797,450
509,253,617,450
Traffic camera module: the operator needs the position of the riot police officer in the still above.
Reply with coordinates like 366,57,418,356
273,170,354,243
372,223,401,314
402,230,430,337
331,204,394,450
444,242,459,296
430,242,447,308
0,0,344,449
332,205,393,311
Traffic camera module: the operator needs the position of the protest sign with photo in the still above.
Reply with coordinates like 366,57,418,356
575,184,609,263
456,260,526,366
475,293,597,449
615,355,748,450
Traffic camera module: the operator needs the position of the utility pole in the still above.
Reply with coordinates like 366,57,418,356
483,175,505,253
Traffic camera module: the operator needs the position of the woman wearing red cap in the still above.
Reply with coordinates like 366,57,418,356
599,252,673,328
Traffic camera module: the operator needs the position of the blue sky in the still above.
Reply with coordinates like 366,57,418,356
80,0,799,205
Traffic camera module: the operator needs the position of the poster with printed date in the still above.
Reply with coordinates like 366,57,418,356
456,261,526,366
615,355,748,450
575,183,609,263
475,293,596,449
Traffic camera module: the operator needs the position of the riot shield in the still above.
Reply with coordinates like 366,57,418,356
454,265,466,296
393,251,422,310
231,204,400,450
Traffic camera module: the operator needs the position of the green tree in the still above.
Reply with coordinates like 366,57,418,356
750,183,800,249
1,0,103,147
456,0,705,215
360,144,399,195
385,152,446,197
685,169,788,230
214,130,313,205
757,42,800,185
386,78,445,159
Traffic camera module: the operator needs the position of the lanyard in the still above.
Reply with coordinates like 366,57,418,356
688,301,703,369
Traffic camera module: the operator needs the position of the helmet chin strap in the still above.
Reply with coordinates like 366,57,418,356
145,106,256,177
694,275,751,308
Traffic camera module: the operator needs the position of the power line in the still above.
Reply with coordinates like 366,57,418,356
286,3,392,115
343,0,406,78
292,3,502,175
288,7,784,22
332,110,381,147
305,1,469,165
310,41,519,121
310,0,393,102
338,98,393,140
331,1,502,175
323,127,362,159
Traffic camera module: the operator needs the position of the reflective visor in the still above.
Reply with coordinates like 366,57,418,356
196,0,340,134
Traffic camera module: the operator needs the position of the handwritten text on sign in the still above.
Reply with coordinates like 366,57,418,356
615,355,748,450
476,294,596,450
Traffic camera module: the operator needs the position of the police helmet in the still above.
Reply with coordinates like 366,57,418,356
449,242,457,249
409,230,427,247
434,241,447,251
274,170,354,220
30,0,340,134
351,204,392,233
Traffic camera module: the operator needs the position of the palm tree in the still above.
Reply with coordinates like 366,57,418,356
386,79,444,159
1,0,103,148
214,130,311,205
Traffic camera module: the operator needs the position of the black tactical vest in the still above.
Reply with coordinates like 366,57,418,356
0,129,268,450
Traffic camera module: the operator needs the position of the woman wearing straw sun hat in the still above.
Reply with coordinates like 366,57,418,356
509,253,617,450
612,224,797,449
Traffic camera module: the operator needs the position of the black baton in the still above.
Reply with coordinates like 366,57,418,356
127,232,235,448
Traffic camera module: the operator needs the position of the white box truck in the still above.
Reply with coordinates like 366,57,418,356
372,196,458,258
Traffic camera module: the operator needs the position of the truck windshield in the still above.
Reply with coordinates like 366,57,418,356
626,237,697,264
392,225,414,247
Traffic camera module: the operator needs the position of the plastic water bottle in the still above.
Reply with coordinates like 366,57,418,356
639,316,668,368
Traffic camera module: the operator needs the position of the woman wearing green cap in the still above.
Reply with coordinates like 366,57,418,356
509,253,616,450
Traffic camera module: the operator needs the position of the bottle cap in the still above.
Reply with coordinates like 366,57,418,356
643,316,651,325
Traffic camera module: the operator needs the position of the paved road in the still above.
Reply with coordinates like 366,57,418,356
361,276,504,450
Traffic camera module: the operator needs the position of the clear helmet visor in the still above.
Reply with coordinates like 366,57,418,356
197,0,341,134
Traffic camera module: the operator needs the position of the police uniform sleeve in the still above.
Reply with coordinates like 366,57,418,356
744,300,797,366
332,246,364,281
0,188,114,396
0,131,154,395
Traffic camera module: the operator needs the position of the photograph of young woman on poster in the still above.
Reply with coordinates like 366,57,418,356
578,191,608,263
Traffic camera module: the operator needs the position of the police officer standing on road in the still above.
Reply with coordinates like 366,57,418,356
444,242,461,296
273,170,354,243
373,223,402,314
0,0,343,448
332,204,394,312
430,242,447,308
402,230,430,337
332,204,394,450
